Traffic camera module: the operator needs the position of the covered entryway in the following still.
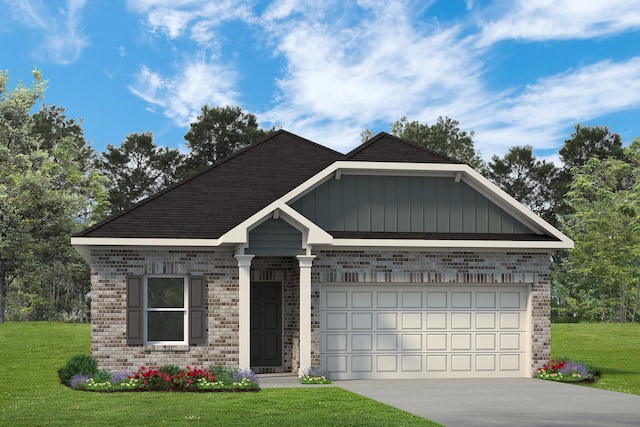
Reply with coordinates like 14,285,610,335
250,282,282,369
321,284,530,379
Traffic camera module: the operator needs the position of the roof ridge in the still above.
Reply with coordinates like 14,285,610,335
346,131,464,164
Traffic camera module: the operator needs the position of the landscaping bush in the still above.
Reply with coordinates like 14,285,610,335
58,354,99,385
300,367,332,384
536,358,599,383
64,365,261,392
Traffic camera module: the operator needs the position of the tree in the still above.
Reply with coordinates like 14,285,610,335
391,116,485,169
554,124,626,219
179,105,275,178
487,146,559,223
98,132,183,214
0,70,106,323
558,145,640,322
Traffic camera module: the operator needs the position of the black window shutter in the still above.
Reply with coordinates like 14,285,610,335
189,276,207,345
126,276,143,345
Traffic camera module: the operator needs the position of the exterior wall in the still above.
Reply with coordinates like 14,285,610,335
90,247,551,376
310,250,551,375
290,175,534,234
90,248,239,371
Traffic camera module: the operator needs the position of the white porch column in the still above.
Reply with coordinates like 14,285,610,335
235,254,254,369
296,255,315,375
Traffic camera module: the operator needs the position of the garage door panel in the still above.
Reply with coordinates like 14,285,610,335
377,292,398,308
352,334,373,351
377,312,397,329
426,312,447,329
426,292,447,308
402,291,423,308
402,334,423,351
402,312,422,329
476,312,496,328
451,312,471,329
321,285,529,379
352,291,373,308
451,292,472,308
326,312,348,329
352,312,373,329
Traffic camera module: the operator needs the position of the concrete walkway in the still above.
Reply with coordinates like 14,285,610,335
260,375,640,426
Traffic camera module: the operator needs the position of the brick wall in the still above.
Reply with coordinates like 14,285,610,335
311,250,552,375
90,249,239,371
90,248,551,376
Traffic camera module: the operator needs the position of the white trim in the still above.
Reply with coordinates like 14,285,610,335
143,276,188,346
297,255,315,376
235,254,254,370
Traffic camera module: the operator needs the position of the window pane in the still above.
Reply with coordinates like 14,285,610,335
147,311,184,341
147,278,184,308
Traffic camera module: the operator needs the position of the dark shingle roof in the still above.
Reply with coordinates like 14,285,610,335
346,132,462,164
76,130,344,239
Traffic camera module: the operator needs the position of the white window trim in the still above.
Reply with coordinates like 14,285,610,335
143,275,188,346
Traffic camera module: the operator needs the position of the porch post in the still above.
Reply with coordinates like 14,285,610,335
296,255,315,375
235,254,254,369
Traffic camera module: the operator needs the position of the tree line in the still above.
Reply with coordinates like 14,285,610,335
1,70,638,323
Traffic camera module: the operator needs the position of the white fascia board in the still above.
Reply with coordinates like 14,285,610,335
70,237,223,263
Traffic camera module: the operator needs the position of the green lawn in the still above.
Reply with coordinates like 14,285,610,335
0,322,438,427
551,322,640,395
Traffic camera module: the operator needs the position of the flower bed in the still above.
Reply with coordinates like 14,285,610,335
535,358,598,383
299,367,332,385
59,356,260,392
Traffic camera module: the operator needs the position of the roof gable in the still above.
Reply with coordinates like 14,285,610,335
346,132,461,164
76,130,344,239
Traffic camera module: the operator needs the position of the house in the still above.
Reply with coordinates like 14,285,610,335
72,130,573,379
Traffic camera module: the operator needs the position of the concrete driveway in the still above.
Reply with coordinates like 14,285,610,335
336,378,640,426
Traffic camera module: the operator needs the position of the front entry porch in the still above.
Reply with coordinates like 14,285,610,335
236,255,314,375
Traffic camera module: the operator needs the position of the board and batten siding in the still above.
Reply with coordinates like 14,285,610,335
246,218,305,256
289,175,535,234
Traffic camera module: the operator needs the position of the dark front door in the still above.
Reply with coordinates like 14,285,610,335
250,282,282,367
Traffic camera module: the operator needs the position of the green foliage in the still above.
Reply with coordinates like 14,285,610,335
178,105,275,178
97,132,183,214
558,152,640,322
391,116,484,169
209,364,238,384
57,354,99,385
159,364,182,377
487,145,559,223
0,70,106,323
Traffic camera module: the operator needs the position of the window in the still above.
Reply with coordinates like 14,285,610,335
126,275,207,346
145,277,187,344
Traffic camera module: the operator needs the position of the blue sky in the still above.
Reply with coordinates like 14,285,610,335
2,0,640,162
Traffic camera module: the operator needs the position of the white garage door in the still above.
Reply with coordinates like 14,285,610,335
320,285,530,379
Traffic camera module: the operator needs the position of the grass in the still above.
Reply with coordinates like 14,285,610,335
551,322,640,395
0,322,438,427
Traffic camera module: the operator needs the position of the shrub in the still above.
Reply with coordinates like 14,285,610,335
110,371,133,385
58,354,99,386
300,367,331,384
209,365,237,384
159,364,181,377
536,358,598,382
69,374,90,390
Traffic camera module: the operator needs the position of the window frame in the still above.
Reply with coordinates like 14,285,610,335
143,275,189,345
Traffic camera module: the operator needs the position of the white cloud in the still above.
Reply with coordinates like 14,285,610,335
2,0,89,64
470,57,640,157
259,1,485,148
478,0,640,46
128,57,239,127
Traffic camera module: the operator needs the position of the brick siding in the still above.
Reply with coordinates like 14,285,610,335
90,248,550,376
